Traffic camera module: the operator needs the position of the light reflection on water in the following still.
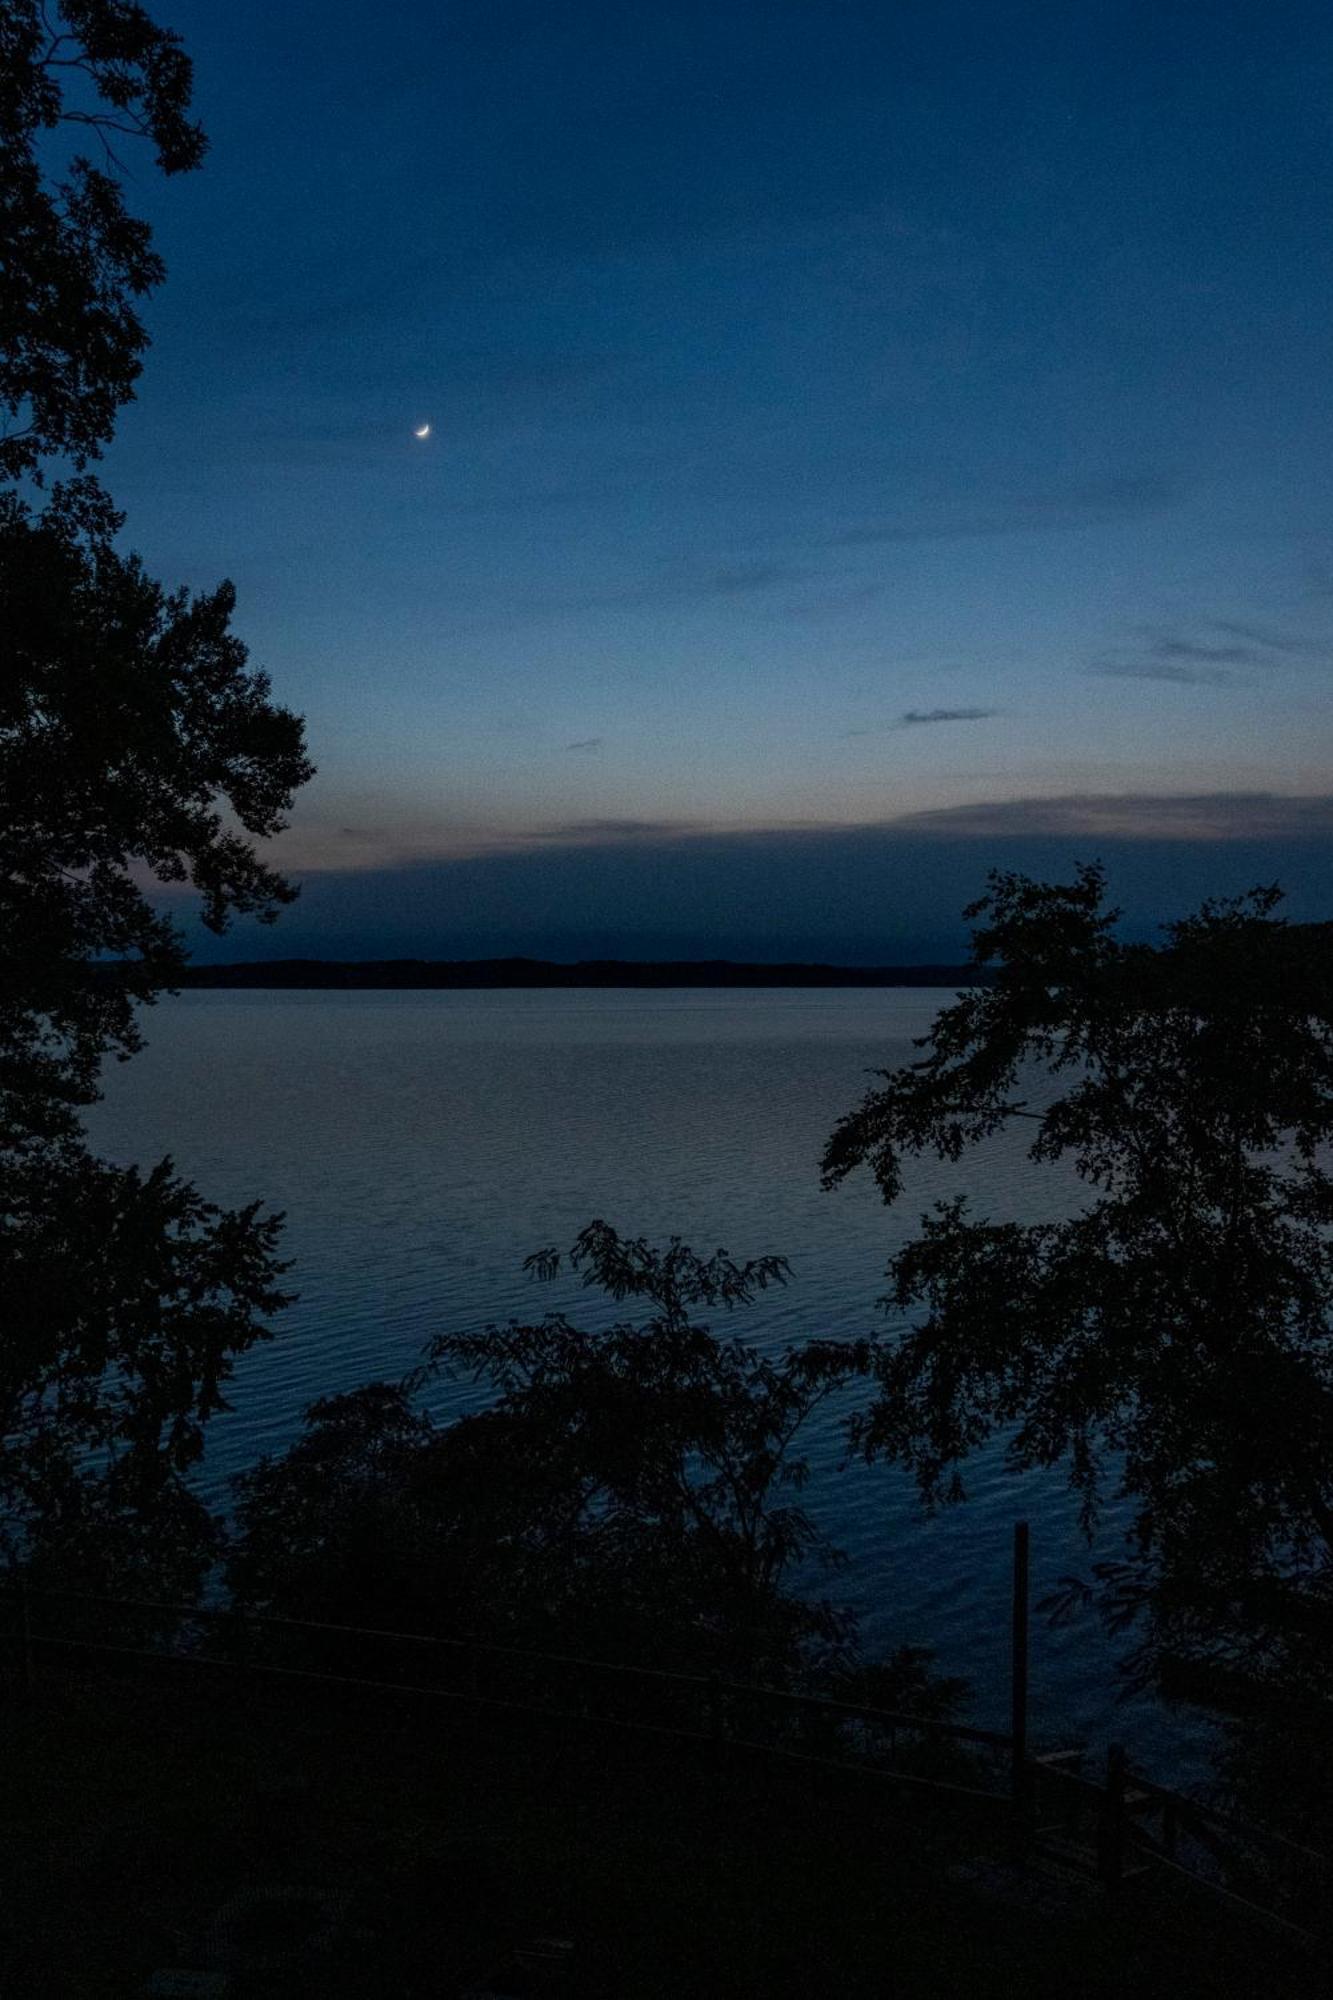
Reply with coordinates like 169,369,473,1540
83,987,1218,1781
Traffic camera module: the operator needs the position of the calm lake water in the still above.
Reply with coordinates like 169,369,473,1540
83,988,1217,1779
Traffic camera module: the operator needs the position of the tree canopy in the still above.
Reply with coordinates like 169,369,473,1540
0,477,312,1141
822,865,1333,1703
232,1225,875,1683
1,0,205,479
1,1146,291,1596
1,1,312,1592
226,1225,969,1720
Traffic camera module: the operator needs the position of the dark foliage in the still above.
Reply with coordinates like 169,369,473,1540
0,3,311,1591
1,1142,291,1593
225,1226,953,1702
1,0,205,480
823,864,1333,1709
0,476,312,1140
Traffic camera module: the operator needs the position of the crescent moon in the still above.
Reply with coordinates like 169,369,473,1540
413,422,431,439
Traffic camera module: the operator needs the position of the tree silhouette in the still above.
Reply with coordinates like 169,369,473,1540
231,1225,879,1684
823,865,1333,1704
0,2,311,1592
1,0,205,480
1,477,311,1142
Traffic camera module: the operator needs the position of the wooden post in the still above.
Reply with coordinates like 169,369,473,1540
707,1671,723,1759
17,1580,33,1696
1098,1742,1127,1894
706,1671,724,1838
1010,1521,1030,1814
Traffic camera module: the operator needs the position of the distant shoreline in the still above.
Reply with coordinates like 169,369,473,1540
173,957,990,990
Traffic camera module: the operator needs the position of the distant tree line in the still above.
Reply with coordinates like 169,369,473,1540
164,957,994,990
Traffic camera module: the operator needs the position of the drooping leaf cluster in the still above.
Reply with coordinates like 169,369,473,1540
823,865,1333,1699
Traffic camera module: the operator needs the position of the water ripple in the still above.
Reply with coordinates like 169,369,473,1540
82,989,1217,1780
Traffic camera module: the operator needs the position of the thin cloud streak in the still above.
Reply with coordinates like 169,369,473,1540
891,791,1333,841
1091,618,1319,685
538,817,705,841
829,472,1184,549
1210,620,1316,656
521,561,796,615
1092,659,1233,686
844,706,999,736
899,706,998,728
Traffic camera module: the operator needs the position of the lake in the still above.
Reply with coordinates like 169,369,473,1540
82,987,1217,1778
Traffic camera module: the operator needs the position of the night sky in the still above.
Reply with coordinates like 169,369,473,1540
103,0,1333,960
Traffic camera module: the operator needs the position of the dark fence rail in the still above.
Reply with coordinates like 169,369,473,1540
0,1582,1013,1803
4,1579,1328,1962
1120,1766,1333,1948
1027,1739,1332,1957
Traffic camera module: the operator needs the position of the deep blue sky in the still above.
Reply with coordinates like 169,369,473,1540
102,0,1333,958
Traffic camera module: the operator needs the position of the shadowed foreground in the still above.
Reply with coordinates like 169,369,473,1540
1,1667,1320,1998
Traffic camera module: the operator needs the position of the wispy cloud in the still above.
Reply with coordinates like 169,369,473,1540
891,791,1333,841
538,817,708,841
1149,637,1253,665
1091,618,1314,685
1092,656,1234,686
829,472,1183,549
564,737,604,753
521,561,797,615
899,706,998,728
844,706,998,736
1210,620,1315,656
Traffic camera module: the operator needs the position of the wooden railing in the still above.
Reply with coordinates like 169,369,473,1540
5,1577,1328,1963
0,1580,1014,1806
1027,1740,1332,1957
